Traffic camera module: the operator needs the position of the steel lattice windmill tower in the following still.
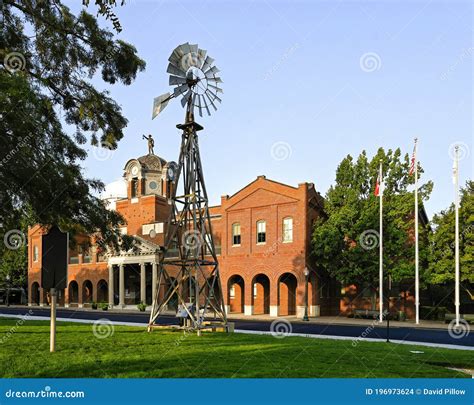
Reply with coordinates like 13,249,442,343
148,43,227,333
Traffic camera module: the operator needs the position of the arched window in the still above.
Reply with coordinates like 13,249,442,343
256,220,266,244
33,245,39,262
232,223,241,246
282,217,293,243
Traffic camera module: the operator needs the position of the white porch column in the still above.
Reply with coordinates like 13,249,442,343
140,262,146,304
108,265,114,308
152,262,157,304
119,264,125,307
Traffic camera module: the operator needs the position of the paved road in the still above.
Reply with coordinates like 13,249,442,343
0,306,472,348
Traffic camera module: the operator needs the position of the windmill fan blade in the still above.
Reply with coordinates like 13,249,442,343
202,96,211,116
210,91,222,103
181,90,192,107
204,66,220,78
173,83,189,97
197,94,203,117
202,56,215,72
208,76,223,83
205,91,217,111
167,63,186,78
152,92,171,119
208,84,223,93
180,43,192,55
169,75,187,85
189,44,198,53
197,49,207,68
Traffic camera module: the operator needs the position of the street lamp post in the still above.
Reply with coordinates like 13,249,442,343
303,268,309,321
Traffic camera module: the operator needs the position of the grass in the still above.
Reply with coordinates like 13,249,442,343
0,319,472,378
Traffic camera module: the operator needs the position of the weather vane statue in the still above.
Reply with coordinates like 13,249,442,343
147,42,226,335
142,134,155,155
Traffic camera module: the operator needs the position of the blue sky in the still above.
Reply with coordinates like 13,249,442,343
72,0,472,216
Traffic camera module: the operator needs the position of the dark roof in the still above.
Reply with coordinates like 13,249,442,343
137,154,167,170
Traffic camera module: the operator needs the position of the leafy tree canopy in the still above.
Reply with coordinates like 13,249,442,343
312,147,433,290
428,180,473,285
1,0,145,251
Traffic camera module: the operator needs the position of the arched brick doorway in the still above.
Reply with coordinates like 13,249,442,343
278,273,297,316
68,281,79,305
82,280,93,305
252,274,270,315
227,275,244,313
97,279,108,303
31,282,40,305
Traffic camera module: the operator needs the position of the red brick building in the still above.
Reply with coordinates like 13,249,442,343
27,149,337,318
28,150,418,318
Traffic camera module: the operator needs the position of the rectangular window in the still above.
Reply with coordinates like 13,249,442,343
131,178,138,198
253,283,258,298
257,221,266,244
33,245,39,262
282,217,293,243
229,285,235,299
232,223,241,246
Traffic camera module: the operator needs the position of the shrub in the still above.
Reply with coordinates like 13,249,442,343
91,302,98,310
137,302,147,312
100,302,109,311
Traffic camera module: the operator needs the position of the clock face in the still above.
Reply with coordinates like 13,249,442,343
168,168,174,180
131,166,139,176
149,181,158,190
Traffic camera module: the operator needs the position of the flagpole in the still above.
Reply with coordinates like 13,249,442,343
414,138,419,325
379,159,384,323
454,146,460,327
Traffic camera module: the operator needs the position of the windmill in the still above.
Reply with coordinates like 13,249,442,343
148,43,227,334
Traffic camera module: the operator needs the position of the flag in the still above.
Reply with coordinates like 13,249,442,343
374,173,382,197
409,141,417,176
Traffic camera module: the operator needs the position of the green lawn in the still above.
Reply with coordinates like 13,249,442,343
0,319,472,378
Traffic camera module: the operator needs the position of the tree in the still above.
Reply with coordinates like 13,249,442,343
312,148,433,306
428,181,474,286
1,0,145,251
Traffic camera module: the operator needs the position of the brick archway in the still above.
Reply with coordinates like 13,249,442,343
82,280,93,305
227,275,244,313
252,274,270,315
30,282,40,305
97,279,108,303
278,273,297,316
68,281,79,305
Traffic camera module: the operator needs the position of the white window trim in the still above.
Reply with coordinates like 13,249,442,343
256,220,266,245
232,223,241,247
282,217,293,243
